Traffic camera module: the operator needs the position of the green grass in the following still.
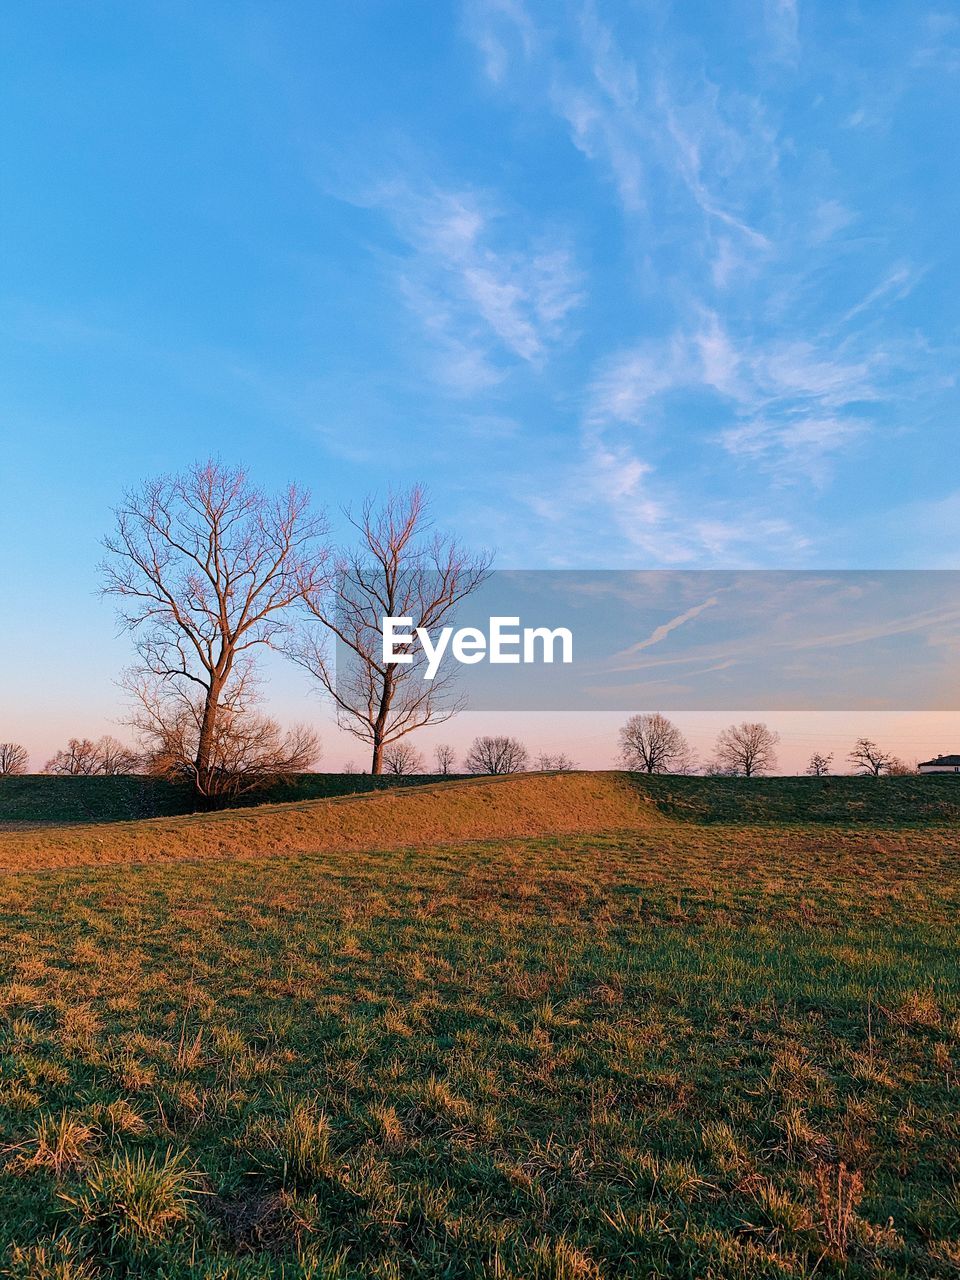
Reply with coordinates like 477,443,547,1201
634,773,960,827
0,825,956,1277
0,773,463,826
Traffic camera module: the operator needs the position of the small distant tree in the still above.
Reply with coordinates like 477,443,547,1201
95,735,141,775
887,756,915,776
848,738,894,777
45,738,102,776
383,741,424,775
464,735,528,775
713,722,779,778
0,742,29,776
534,751,577,771
342,761,359,775
433,743,457,775
806,751,833,777
619,712,692,774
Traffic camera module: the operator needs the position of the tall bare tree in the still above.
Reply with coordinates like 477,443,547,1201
433,743,457,775
618,712,692,774
101,460,327,798
848,738,894,776
713,722,779,777
0,742,29,776
296,486,490,774
464,735,528,775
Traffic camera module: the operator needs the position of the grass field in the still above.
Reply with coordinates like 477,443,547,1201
0,774,956,1277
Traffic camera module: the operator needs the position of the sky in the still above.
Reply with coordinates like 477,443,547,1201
1,1,958,771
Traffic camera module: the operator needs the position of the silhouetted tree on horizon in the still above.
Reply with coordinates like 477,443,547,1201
618,713,693,774
465,735,528,775
848,738,895,777
712,722,779,777
0,742,29,776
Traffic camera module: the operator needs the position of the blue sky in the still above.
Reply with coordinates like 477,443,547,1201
2,1,958,766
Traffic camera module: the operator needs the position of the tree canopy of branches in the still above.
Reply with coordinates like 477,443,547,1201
129,674,319,801
534,751,577,772
101,460,327,798
382,741,424,775
806,751,833,777
712,722,779,777
44,735,139,776
848,738,895,776
433,743,456,775
0,742,29,776
295,486,490,774
886,756,915,776
618,712,692,774
464,735,528,775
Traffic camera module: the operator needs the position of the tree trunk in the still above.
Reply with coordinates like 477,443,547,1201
194,684,221,794
370,738,384,775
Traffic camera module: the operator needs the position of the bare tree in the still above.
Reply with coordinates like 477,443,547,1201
806,751,833,777
95,735,141,775
848,738,896,776
618,713,692,774
433,743,457,775
295,486,490,774
0,743,29,776
713,722,779,777
383,741,424,775
44,738,102,775
886,756,915,776
130,672,320,801
464,735,528,775
534,751,577,771
101,460,327,798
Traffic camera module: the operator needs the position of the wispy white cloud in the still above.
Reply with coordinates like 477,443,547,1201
370,182,583,391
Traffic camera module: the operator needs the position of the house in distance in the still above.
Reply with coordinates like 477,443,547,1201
918,754,960,774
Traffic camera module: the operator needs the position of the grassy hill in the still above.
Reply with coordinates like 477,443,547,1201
635,771,960,826
0,773,660,871
3,769,959,832
0,789,956,1277
0,772,461,827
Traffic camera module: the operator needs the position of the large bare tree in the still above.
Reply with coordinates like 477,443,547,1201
712,722,779,777
101,460,327,798
618,712,692,774
0,742,29,776
296,486,490,774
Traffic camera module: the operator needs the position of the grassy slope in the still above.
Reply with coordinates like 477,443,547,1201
3,771,960,831
0,773,957,1277
0,773,460,827
0,773,663,871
